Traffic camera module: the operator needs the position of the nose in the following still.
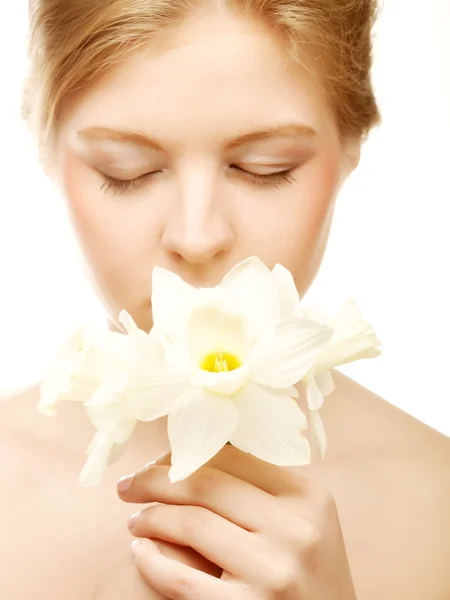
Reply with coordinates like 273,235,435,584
161,173,235,264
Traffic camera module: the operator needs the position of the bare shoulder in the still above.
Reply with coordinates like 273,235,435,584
0,383,41,424
0,386,161,600
328,368,449,459
0,382,97,461
0,384,79,516
0,384,45,486
324,370,450,600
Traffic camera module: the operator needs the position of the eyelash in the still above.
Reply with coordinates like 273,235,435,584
100,165,297,196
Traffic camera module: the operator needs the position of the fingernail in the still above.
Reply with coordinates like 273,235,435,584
145,452,167,467
117,474,134,495
131,539,144,556
131,538,159,556
146,451,172,467
128,511,140,529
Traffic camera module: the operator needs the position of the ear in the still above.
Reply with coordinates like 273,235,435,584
341,136,362,179
38,147,55,181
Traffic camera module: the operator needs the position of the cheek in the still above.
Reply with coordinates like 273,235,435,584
57,152,161,316
60,154,155,271
239,153,340,276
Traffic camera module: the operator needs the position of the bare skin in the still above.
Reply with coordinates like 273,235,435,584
2,4,449,598
0,370,449,599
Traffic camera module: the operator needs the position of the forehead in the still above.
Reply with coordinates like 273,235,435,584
59,8,336,146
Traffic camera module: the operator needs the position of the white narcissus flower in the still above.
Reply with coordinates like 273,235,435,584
306,299,382,374
37,317,143,486
269,264,382,460
79,311,190,486
36,313,186,486
40,256,382,487
79,377,137,486
146,256,334,483
300,300,382,459
37,324,131,417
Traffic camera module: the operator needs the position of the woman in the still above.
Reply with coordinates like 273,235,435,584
1,0,449,598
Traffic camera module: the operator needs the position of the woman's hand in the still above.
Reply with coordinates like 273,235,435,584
117,445,357,600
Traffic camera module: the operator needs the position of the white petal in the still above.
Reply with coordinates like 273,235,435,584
118,310,150,355
84,379,131,430
120,330,192,420
185,304,250,364
131,328,173,373
298,303,328,324
125,372,191,421
151,267,197,339
168,389,239,482
315,370,335,397
37,325,99,416
79,430,116,487
262,384,299,399
250,318,333,388
78,333,131,383
220,256,281,321
164,340,196,378
80,415,138,486
192,365,250,395
111,418,137,445
314,300,382,372
107,441,129,465
230,382,310,465
271,263,301,317
119,309,140,334
305,370,325,411
309,410,327,460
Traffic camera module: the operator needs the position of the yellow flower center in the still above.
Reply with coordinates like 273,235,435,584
201,350,241,373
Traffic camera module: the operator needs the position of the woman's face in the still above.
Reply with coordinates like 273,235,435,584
53,7,360,333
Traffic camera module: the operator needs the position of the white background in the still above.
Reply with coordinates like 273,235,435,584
0,1,449,435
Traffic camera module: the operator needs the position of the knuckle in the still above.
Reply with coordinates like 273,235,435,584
170,573,195,600
298,481,337,528
310,481,336,513
266,558,298,596
188,467,219,497
296,520,323,572
300,519,322,549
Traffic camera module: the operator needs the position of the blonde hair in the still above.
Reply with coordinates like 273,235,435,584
23,0,382,170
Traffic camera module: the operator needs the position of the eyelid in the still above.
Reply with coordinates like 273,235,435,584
93,165,155,181
237,145,314,165
238,163,299,173
81,146,160,173
99,164,298,183
93,159,156,173
100,164,299,196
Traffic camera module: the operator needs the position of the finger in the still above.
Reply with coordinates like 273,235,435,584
129,503,273,580
206,445,313,496
148,539,222,577
131,538,245,600
119,463,275,531
150,445,309,497
151,451,171,466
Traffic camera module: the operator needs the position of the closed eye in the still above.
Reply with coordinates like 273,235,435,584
100,165,298,196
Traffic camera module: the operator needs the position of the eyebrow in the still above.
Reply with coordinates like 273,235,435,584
76,122,317,150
